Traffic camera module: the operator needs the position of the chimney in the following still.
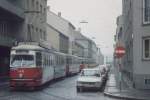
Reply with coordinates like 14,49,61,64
58,12,61,17
47,6,50,11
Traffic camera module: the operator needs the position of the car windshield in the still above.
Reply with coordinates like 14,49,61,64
10,55,34,67
81,69,100,77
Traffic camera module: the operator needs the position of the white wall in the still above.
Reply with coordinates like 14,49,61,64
46,25,59,51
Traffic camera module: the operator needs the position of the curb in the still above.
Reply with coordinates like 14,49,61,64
104,74,148,100
104,91,148,100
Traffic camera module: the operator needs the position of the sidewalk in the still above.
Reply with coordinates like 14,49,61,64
104,74,150,100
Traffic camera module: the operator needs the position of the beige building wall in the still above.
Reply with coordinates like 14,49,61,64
47,24,59,51
47,10,70,37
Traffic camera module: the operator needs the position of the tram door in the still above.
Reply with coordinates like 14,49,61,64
0,46,10,81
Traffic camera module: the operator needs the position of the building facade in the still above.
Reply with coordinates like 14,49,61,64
47,10,70,53
118,0,150,89
46,9,104,65
72,30,88,57
46,24,59,51
25,0,47,43
0,0,47,79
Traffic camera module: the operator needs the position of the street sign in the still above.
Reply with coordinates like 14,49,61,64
115,46,125,58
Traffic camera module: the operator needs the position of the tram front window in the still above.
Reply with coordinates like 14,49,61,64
11,55,34,67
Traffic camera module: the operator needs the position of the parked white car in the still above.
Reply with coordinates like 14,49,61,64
76,68,103,92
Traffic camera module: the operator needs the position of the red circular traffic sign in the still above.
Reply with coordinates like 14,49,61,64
115,46,125,58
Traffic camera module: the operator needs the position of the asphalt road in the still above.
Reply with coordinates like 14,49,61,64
0,75,121,100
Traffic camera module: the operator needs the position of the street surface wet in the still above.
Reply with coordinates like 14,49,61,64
0,75,121,100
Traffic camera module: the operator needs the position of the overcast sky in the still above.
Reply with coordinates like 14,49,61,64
48,0,122,58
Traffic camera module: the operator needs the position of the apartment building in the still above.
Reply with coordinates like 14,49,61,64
47,10,70,53
119,0,150,89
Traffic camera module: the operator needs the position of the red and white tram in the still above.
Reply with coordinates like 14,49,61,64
10,44,52,89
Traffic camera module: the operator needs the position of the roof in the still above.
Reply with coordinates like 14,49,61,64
12,44,44,51
83,68,99,71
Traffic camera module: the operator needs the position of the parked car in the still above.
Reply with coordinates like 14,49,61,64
76,68,103,92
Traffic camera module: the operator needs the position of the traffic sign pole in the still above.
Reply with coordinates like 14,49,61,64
115,46,125,91
119,58,122,91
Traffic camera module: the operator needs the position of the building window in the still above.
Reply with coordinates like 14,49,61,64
32,0,35,10
36,28,39,40
40,5,42,13
145,79,150,84
143,0,150,24
36,1,39,11
26,0,30,10
43,31,47,41
28,24,32,41
40,29,43,40
143,38,150,59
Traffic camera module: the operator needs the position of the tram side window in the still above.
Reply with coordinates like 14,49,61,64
51,55,54,66
60,56,62,65
49,55,51,66
46,55,48,67
56,56,59,65
36,52,42,67
53,55,55,65
62,57,64,65
43,56,46,67
59,56,61,65
47,55,49,66
72,58,74,64
61,56,64,65
50,55,52,66
69,57,72,65
66,58,69,64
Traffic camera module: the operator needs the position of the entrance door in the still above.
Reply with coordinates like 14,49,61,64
0,46,10,81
